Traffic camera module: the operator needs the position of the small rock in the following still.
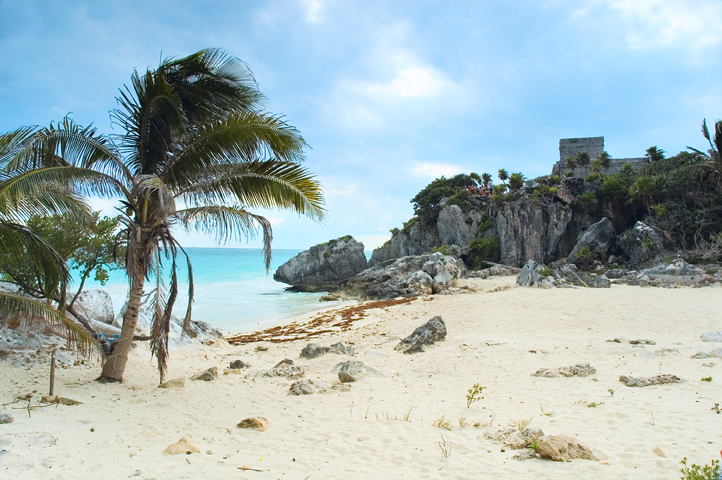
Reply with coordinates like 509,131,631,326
701,331,722,342
191,367,219,381
159,377,186,388
300,343,329,359
41,395,83,405
512,449,537,461
533,363,596,378
651,445,671,458
255,345,268,352
274,358,294,368
333,360,384,383
229,360,246,369
710,348,722,359
0,413,13,424
536,434,608,462
505,428,545,449
630,339,656,345
288,379,352,395
328,342,355,356
619,374,684,387
164,438,201,455
703,363,716,368
237,417,272,431
691,352,711,359
395,316,447,353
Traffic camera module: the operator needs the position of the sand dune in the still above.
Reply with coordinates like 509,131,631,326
1,277,721,479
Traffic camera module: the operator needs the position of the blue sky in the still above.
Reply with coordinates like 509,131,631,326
1,0,721,251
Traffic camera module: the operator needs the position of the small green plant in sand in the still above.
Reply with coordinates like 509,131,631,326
433,414,453,431
587,402,604,408
439,434,452,458
467,383,486,408
701,377,712,382
530,440,538,451
608,388,615,396
680,457,720,480
712,403,720,414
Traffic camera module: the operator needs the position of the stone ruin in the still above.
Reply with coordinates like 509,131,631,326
550,136,647,178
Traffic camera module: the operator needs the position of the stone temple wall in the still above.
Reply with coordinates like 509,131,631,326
550,136,648,177
559,137,604,162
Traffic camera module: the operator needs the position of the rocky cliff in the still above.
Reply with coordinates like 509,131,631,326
274,236,368,292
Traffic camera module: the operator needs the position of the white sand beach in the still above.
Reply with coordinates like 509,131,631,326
1,277,721,479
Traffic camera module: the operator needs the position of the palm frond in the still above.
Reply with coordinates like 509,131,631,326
163,111,308,187
0,291,101,356
174,205,273,270
159,48,263,122
0,222,69,295
177,160,326,222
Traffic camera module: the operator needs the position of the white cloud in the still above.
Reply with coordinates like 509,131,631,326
359,64,447,99
609,0,722,50
412,162,463,178
326,184,357,195
267,217,285,226
302,0,325,23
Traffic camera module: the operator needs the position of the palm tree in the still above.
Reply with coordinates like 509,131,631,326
481,172,492,187
498,169,508,186
14,50,325,383
644,146,665,163
0,126,103,353
688,119,722,186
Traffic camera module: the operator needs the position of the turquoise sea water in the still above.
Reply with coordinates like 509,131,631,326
75,248,333,334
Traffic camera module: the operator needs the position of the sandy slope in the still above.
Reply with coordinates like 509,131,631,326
1,277,721,479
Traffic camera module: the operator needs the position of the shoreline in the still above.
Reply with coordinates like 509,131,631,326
1,277,721,479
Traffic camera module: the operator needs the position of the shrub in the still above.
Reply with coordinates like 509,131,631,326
550,175,560,185
579,190,596,204
680,457,720,480
468,236,500,269
432,245,451,255
585,173,601,183
390,227,400,236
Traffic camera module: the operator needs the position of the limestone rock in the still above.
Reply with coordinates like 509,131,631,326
636,260,713,287
629,339,656,345
273,236,368,292
288,379,352,395
692,351,711,359
229,360,246,369
512,449,537,461
505,428,545,449
300,343,329,359
533,363,596,378
299,342,354,359
710,348,722,359
164,438,200,455
344,253,463,299
158,377,185,388
395,316,447,354
0,413,13,424
237,417,271,431
191,367,219,381
73,289,114,324
701,331,722,342
250,363,308,380
497,200,573,267
41,395,83,405
617,222,672,269
516,260,555,288
558,264,611,288
113,302,223,345
333,360,383,383
536,434,608,462
568,217,615,266
619,374,684,387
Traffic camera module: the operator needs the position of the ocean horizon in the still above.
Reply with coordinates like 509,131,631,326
73,247,362,334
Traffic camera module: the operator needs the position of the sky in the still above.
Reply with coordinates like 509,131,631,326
1,0,721,251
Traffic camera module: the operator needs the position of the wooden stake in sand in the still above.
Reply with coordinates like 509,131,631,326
49,349,56,396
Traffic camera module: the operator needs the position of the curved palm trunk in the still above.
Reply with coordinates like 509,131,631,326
99,272,145,381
